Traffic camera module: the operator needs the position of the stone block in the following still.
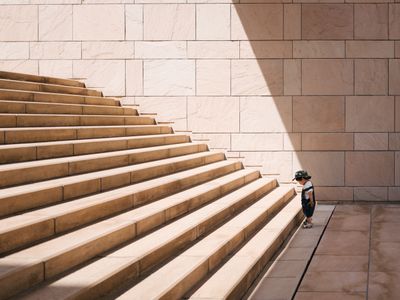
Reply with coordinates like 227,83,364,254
317,187,354,201
390,4,400,39
355,59,388,95
354,187,388,201
82,42,134,59
284,133,301,151
389,133,400,150
346,152,394,186
389,187,400,201
346,41,394,58
0,42,29,59
355,133,388,151
144,60,195,96
0,60,38,74
196,4,230,40
39,60,73,78
284,4,301,40
187,41,239,59
135,97,187,131
144,5,195,40
284,60,301,95
346,96,394,132
187,97,239,132
293,96,345,132
30,42,81,59
355,4,388,40
126,60,143,96
125,5,143,40
191,133,230,149
196,60,230,96
231,134,283,151
302,133,353,151
302,4,353,40
39,5,72,41
73,5,124,40
299,272,367,293
73,60,125,96
396,41,400,58
240,41,291,59
0,5,37,41
135,42,186,59
293,152,345,186
231,5,283,40
231,60,283,96
389,59,400,95
240,97,292,133
293,41,345,58
302,59,353,95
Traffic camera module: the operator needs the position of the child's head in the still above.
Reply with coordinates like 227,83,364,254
293,170,311,184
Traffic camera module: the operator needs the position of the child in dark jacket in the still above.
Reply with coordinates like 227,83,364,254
293,170,316,229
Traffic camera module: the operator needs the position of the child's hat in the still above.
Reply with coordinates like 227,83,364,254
293,170,311,180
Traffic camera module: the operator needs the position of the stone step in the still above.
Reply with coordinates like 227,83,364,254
0,79,102,97
189,196,303,300
0,100,137,116
0,142,208,188
0,124,173,144
0,133,189,164
0,71,85,88
13,177,275,300
117,185,296,300
0,113,155,128
0,150,225,218
0,89,119,107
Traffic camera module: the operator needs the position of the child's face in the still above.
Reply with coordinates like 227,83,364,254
296,178,306,185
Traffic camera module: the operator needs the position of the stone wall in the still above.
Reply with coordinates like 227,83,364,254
1,1,400,201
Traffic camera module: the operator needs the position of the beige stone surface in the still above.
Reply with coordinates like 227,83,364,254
284,133,301,151
73,5,125,40
284,4,301,40
302,133,353,151
355,59,388,95
144,5,195,40
0,42,29,60
368,272,400,300
196,4,230,40
293,96,345,132
346,96,394,132
125,5,143,40
302,4,353,40
232,60,283,96
240,41,292,59
0,60,38,74
390,4,400,39
82,42,134,59
196,60,230,96
346,152,394,186
302,60,353,95
284,60,301,95
187,41,239,59
389,59,400,95
355,4,388,40
0,5,37,41
39,60,73,78
355,133,388,150
295,292,365,300
126,60,143,96
316,187,354,201
308,255,368,272
346,41,394,58
30,42,81,59
317,230,370,256
396,41,400,58
231,4,283,40
231,134,283,151
354,187,388,201
39,5,72,41
135,42,186,59
242,152,292,181
293,41,345,58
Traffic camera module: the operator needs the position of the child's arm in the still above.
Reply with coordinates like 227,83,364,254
307,190,314,206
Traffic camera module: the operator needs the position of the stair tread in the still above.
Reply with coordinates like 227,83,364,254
0,71,85,88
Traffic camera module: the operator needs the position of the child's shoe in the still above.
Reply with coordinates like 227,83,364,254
303,222,313,229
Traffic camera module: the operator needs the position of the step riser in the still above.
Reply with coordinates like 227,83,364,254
0,71,85,88
0,126,173,144
0,135,189,164
0,151,223,218
0,101,137,116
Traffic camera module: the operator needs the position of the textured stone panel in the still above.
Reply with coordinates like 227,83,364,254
30,42,81,59
0,5,38,41
354,187,388,201
317,187,354,202
0,42,29,59
0,60,38,74
346,152,394,186
355,59,388,95
293,41,345,58
293,152,345,186
284,4,301,40
135,42,186,59
39,60,73,78
188,97,239,132
196,60,230,96
355,133,388,151
389,4,400,39
389,59,400,95
302,133,353,151
346,41,394,58
192,134,230,149
284,60,301,95
389,133,400,150
302,4,353,40
125,5,143,40
39,5,72,41
231,134,283,151
144,60,195,96
187,41,239,59
240,41,291,59
144,4,195,40
126,60,143,96
396,97,400,131
135,97,186,130
73,60,125,96
346,96,394,132
196,4,230,40
82,42,134,59
396,41,400,58
240,97,292,133
355,4,388,40
231,60,283,96
32,0,80,3
389,187,400,201
293,96,345,132
73,5,124,40
284,133,301,151
231,5,283,40
302,60,353,95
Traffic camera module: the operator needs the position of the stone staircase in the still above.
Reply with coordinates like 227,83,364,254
0,71,303,300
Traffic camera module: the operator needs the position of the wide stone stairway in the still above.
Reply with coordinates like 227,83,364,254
0,71,303,300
